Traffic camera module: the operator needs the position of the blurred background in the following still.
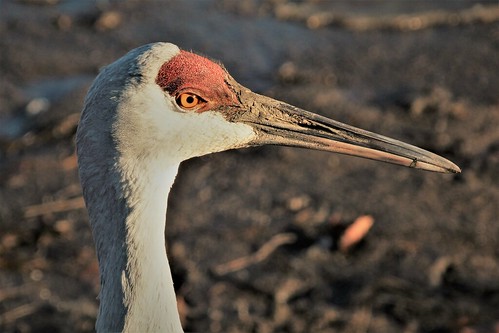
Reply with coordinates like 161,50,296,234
1,0,498,332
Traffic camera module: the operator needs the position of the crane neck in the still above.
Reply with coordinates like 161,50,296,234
83,155,183,332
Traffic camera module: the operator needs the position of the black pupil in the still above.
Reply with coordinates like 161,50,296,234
186,95,195,104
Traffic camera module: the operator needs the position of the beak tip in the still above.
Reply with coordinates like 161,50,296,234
450,164,462,174
442,159,461,174
417,159,461,174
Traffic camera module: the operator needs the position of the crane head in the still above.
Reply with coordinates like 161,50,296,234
79,42,460,174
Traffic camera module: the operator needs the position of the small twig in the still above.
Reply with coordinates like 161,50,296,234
24,196,85,218
212,233,296,276
276,4,499,31
0,285,35,303
1,302,39,325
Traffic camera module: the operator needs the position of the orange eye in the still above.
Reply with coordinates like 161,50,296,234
176,93,203,109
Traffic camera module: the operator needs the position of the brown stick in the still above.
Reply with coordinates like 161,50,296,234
24,196,85,218
277,4,499,31
212,233,296,276
1,303,39,325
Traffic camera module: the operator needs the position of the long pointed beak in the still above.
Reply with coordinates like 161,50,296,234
230,87,460,174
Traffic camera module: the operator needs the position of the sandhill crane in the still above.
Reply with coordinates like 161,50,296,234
76,42,460,332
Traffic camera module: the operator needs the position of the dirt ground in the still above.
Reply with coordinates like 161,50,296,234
1,1,499,332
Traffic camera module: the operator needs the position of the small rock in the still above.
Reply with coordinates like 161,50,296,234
54,219,72,235
30,269,44,281
286,194,311,212
95,11,122,31
26,97,50,116
278,61,298,83
56,14,73,31
1,233,19,250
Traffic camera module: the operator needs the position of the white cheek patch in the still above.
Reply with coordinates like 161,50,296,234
115,41,258,163
161,108,256,159
116,82,256,164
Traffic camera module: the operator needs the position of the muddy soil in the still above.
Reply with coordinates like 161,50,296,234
1,1,498,332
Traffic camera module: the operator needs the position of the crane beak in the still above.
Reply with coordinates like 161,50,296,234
230,88,460,174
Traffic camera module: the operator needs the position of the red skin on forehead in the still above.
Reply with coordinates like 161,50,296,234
156,50,238,112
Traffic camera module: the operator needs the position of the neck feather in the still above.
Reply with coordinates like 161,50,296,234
83,155,183,333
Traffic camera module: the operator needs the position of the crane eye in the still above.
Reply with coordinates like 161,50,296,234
176,93,204,110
